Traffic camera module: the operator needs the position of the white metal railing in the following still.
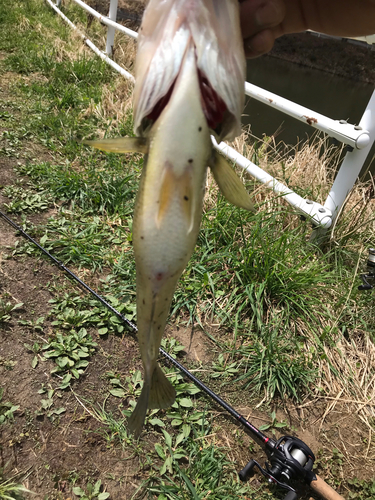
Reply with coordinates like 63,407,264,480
47,0,375,230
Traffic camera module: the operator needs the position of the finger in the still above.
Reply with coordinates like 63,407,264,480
239,0,285,40
243,28,276,58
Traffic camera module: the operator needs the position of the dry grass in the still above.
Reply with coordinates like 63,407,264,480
50,0,375,455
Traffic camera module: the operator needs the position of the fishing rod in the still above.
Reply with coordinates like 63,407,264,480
0,209,344,500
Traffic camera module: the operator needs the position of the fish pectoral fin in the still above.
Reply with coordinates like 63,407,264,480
209,151,255,212
148,363,176,410
83,137,149,154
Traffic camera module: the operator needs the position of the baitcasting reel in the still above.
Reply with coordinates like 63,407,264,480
239,435,316,500
358,247,375,291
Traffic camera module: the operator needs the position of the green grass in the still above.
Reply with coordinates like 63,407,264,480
0,0,374,498
0,473,29,500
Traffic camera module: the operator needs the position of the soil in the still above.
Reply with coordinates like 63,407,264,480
1,134,375,500
0,27,374,500
268,32,375,84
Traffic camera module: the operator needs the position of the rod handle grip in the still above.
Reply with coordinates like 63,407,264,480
310,474,345,500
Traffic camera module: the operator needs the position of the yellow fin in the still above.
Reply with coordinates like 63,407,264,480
128,381,150,438
148,363,176,409
83,137,148,154
156,164,194,231
156,164,174,228
210,151,255,212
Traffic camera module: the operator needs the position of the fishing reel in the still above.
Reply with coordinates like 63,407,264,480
358,247,375,291
239,435,316,500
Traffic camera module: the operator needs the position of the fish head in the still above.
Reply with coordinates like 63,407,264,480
133,0,246,142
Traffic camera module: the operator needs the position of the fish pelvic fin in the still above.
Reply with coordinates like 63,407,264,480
156,163,194,232
148,363,176,410
128,380,150,439
209,151,255,212
156,162,175,228
83,137,148,154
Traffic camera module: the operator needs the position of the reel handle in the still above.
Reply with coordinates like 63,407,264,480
238,459,256,482
309,474,345,500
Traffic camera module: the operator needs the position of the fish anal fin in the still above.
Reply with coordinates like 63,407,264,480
83,137,148,154
210,151,255,212
148,363,176,409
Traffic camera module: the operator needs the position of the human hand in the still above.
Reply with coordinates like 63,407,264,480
240,0,375,58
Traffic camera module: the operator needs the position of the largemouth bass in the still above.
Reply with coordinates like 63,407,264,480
85,0,254,437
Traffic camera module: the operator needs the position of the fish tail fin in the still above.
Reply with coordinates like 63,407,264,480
127,365,175,437
148,363,176,410
128,381,150,439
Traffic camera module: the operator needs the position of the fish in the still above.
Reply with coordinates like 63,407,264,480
84,0,254,437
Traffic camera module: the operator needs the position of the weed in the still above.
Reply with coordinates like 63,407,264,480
3,185,53,213
0,300,23,323
149,436,262,500
0,388,19,425
160,337,186,359
1,0,374,497
48,293,136,334
154,429,187,475
259,411,288,435
42,328,97,385
92,405,131,449
0,470,30,500
347,477,375,499
73,480,110,500
211,353,239,379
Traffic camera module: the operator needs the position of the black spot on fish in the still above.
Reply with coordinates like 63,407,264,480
143,299,145,305
156,272,163,281
184,196,189,201
165,298,168,301
188,159,193,163
141,236,144,240
198,126,202,132
158,325,161,330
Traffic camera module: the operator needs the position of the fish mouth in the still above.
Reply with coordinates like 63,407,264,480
143,50,229,136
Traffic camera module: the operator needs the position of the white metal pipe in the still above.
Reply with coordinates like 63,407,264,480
85,38,135,82
323,89,375,220
58,0,369,154
46,0,375,231
46,0,135,82
71,0,138,39
212,137,333,228
245,82,370,150
106,0,118,56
